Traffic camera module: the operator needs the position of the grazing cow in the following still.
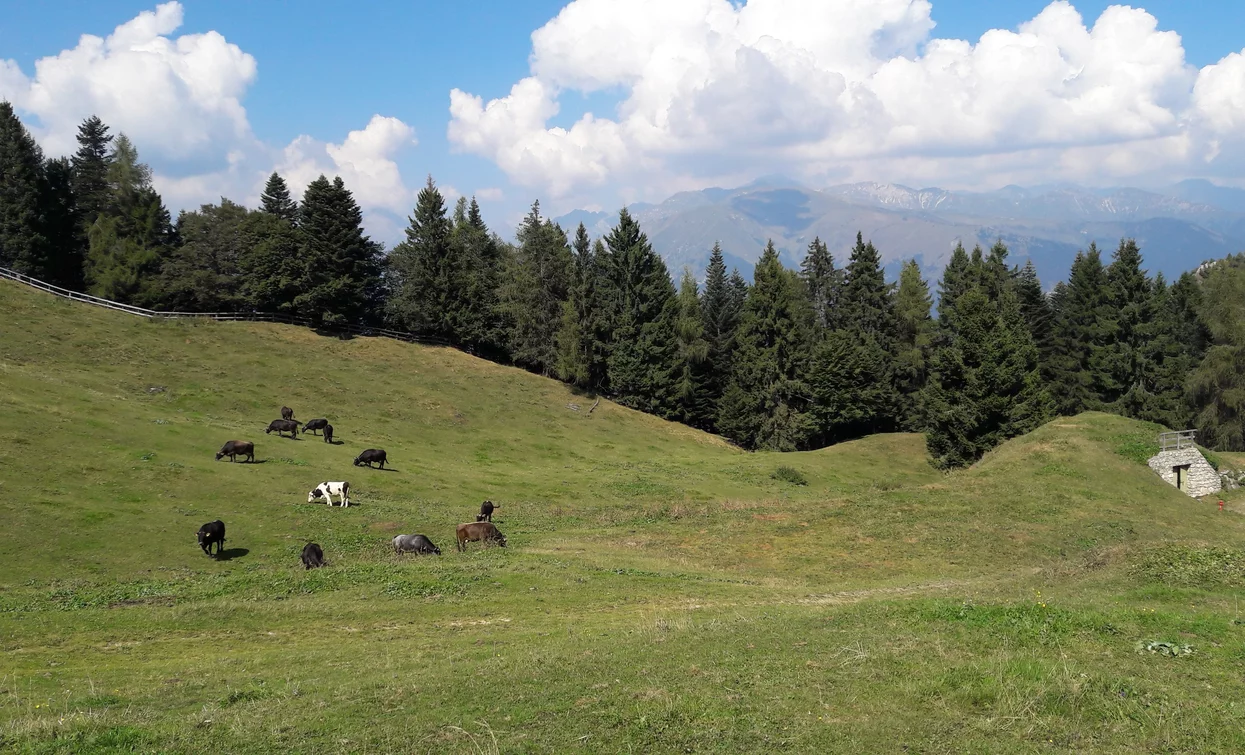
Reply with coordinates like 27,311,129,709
476,500,498,522
301,542,326,569
215,440,254,463
281,406,295,421
353,449,387,469
197,520,226,557
302,418,329,435
392,534,441,555
456,521,506,552
323,424,334,444
308,480,350,507
266,419,299,438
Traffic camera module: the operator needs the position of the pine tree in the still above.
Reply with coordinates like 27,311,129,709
387,176,462,340
39,157,84,289
260,172,299,225
1014,259,1053,370
924,285,1050,468
1189,256,1245,450
602,208,678,415
70,116,113,229
156,199,251,311
718,242,813,450
454,196,506,354
800,236,841,336
0,102,50,276
809,232,898,442
894,259,934,430
673,268,712,427
501,202,573,376
239,210,305,312
295,175,383,325
700,243,744,422
1099,239,1159,418
937,242,972,331
1047,244,1112,415
556,225,610,390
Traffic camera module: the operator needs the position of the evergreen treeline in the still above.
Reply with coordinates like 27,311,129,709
2,105,1243,460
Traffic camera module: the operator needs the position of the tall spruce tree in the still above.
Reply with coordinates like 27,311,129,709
1047,244,1112,415
602,208,678,415
924,285,1050,469
800,236,841,336
718,241,813,450
387,177,463,340
809,232,898,443
453,197,506,354
70,115,113,230
260,172,299,225
295,175,383,325
673,268,712,427
1100,239,1159,418
556,225,610,389
501,202,573,376
699,243,744,422
1015,259,1054,370
894,259,934,430
1189,256,1245,450
39,157,83,289
0,102,50,277
238,210,305,312
156,199,251,311
937,242,972,331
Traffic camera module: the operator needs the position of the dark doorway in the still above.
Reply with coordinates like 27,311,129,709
1174,465,1192,490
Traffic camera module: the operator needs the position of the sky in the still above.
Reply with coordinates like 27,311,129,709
3,0,1245,242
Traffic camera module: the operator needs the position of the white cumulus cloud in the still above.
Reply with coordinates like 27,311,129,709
448,0,1245,197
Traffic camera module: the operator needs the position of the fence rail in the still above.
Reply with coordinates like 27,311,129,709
1159,430,1197,452
0,266,450,347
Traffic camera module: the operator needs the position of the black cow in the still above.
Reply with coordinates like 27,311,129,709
215,440,254,463
302,418,329,435
197,520,225,557
392,534,441,555
476,500,498,522
353,449,387,468
323,424,334,444
281,406,295,421
266,419,299,438
301,542,325,569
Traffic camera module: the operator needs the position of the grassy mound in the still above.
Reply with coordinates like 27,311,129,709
3,279,1244,753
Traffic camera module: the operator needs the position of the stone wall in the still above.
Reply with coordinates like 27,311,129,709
1147,448,1222,498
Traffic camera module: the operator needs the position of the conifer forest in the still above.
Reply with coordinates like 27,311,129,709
3,105,1242,465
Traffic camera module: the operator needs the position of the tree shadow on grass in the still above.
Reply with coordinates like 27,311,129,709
215,548,249,561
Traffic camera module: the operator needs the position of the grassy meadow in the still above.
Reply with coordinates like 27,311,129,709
2,278,1245,753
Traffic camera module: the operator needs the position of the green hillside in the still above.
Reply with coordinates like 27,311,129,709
2,279,1244,754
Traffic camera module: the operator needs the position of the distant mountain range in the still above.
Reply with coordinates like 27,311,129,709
555,178,1245,288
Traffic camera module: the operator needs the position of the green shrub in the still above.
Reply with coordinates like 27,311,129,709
772,466,808,486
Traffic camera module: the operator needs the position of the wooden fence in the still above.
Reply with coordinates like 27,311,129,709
0,266,450,346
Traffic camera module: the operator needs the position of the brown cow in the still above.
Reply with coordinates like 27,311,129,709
455,521,506,552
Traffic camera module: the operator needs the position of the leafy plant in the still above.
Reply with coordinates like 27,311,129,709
771,466,808,486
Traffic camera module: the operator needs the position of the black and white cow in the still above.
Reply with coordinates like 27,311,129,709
308,480,350,507
476,500,498,522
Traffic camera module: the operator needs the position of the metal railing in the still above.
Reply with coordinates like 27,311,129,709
0,266,450,346
1159,430,1197,452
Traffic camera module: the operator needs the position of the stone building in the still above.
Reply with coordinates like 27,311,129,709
1147,430,1222,498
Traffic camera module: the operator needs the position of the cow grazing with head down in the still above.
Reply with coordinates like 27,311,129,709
353,449,387,468
266,419,299,438
476,500,498,522
301,542,325,569
308,481,350,507
197,520,225,557
456,521,506,552
393,534,441,555
215,440,254,463
281,406,295,421
302,418,329,435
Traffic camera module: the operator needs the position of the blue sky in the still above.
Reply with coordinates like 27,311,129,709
3,0,1245,239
